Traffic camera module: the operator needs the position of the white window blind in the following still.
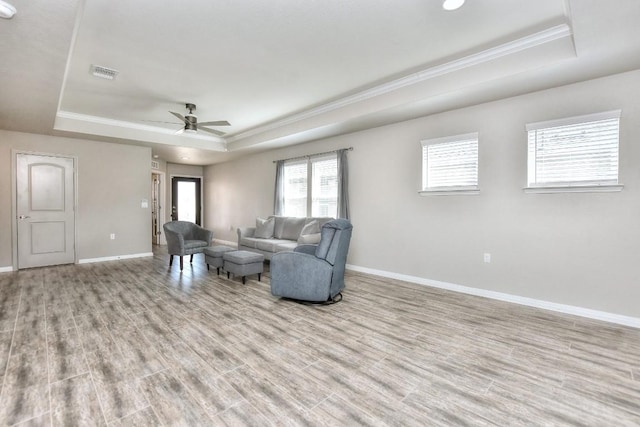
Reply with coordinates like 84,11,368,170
527,111,620,187
282,154,338,217
421,133,478,192
311,155,338,218
282,160,308,217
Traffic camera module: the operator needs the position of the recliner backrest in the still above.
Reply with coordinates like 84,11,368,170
315,219,353,266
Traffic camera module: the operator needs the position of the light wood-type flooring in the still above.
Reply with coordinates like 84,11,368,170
1,247,639,426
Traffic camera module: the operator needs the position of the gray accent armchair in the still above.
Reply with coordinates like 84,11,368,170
163,221,213,270
270,219,353,302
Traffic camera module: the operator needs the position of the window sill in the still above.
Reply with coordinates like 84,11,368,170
523,184,624,194
419,187,480,196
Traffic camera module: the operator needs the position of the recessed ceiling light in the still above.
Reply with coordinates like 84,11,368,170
0,0,16,19
180,156,190,160
443,0,465,11
153,154,159,159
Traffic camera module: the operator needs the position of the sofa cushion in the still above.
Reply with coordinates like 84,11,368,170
184,240,209,249
239,237,260,249
275,241,298,252
256,239,291,252
298,233,321,244
255,217,275,238
273,216,286,239
281,217,306,240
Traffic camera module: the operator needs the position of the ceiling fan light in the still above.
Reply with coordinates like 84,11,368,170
0,0,16,19
442,0,465,11
185,128,197,134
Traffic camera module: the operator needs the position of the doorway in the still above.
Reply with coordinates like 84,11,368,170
15,153,76,269
171,176,202,225
151,171,165,245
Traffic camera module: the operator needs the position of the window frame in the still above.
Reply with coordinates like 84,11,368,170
419,132,480,196
282,153,339,217
524,110,624,194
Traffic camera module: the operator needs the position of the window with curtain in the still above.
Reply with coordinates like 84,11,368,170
526,110,620,189
282,160,308,218
420,132,479,194
282,154,338,217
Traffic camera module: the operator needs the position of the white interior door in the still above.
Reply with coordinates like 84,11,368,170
16,154,76,269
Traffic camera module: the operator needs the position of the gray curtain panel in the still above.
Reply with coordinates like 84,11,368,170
337,149,350,219
274,160,285,215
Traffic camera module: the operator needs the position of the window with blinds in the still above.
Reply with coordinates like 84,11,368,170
421,133,479,193
282,160,308,217
526,111,620,188
311,155,338,217
282,154,338,217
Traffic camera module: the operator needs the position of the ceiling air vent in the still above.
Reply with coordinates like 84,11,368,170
90,64,119,80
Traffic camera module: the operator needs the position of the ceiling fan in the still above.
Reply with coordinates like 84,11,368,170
169,103,230,136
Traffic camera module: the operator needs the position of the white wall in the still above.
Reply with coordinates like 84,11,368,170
204,69,640,318
0,131,153,266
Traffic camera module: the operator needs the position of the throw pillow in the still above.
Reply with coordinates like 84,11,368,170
300,220,319,236
255,217,275,239
281,217,306,240
298,232,321,244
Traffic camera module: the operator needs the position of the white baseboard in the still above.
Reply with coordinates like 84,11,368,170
212,239,238,248
0,266,13,273
79,252,153,264
346,264,640,329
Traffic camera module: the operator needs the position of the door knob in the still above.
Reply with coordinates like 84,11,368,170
18,215,30,220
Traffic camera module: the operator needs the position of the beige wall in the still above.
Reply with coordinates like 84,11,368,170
204,69,640,318
0,131,152,266
167,163,203,178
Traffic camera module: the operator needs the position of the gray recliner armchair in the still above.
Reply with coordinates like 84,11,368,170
163,221,213,270
270,219,353,303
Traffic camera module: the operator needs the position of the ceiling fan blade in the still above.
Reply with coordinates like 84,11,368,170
169,111,188,124
142,120,182,125
199,127,226,137
174,128,185,135
198,120,231,127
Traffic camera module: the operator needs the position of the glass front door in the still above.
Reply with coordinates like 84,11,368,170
171,177,201,225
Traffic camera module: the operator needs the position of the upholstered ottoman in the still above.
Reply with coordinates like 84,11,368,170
223,250,264,284
203,245,236,275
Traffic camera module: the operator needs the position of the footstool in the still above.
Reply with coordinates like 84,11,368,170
223,250,264,284
203,245,236,275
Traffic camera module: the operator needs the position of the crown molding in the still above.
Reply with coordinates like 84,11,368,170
227,24,572,144
55,111,224,142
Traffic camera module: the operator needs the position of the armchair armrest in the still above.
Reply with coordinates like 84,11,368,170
192,224,213,245
294,244,317,256
237,227,256,243
164,228,185,255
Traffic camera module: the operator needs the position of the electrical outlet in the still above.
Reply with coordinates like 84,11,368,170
483,253,491,263
110,233,116,240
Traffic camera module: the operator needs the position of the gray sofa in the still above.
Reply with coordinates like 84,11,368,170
237,216,333,260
